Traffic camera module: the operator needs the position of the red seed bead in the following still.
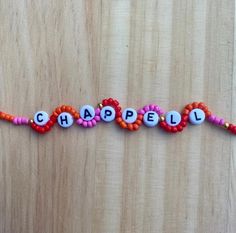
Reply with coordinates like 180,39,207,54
171,127,178,133
181,121,187,127
185,104,193,111
182,115,189,121
177,125,183,131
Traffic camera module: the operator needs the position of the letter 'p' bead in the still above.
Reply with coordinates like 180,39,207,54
122,108,137,124
100,106,116,122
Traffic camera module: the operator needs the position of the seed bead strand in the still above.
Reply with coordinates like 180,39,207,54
0,99,235,135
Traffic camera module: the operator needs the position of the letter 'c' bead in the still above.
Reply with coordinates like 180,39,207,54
189,108,205,125
100,106,116,122
166,111,181,126
57,112,74,128
122,108,137,124
143,111,159,127
34,111,49,126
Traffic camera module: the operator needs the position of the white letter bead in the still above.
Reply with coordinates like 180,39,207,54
122,108,137,124
34,111,49,126
100,106,116,122
80,105,95,121
189,108,205,125
143,111,159,127
166,110,181,126
57,112,74,128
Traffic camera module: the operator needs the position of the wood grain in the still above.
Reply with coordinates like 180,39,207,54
0,0,235,233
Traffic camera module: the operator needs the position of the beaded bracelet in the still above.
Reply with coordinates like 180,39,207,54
0,98,235,134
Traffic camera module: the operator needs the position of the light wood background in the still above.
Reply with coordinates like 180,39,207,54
0,0,235,233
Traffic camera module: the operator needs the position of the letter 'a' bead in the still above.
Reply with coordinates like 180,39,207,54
143,111,159,127
34,111,49,126
80,105,95,121
122,108,137,124
166,111,181,126
189,108,205,125
100,106,116,122
57,112,74,128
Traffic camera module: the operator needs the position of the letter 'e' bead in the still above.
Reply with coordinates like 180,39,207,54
143,111,159,127
34,111,49,126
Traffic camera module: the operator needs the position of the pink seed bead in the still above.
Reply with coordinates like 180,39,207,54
83,121,88,127
155,106,160,112
25,118,29,124
17,118,22,124
219,119,225,126
209,115,216,122
77,118,83,125
208,115,213,122
144,106,149,112
138,109,145,115
88,121,93,128
159,109,165,115
149,105,155,111
95,108,100,115
13,118,18,125
214,117,221,125
92,119,97,126
95,116,100,121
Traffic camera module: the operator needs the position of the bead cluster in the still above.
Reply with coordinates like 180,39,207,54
0,98,235,135
13,117,29,125
76,106,101,128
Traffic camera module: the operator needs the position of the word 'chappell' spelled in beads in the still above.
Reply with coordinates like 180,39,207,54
0,98,235,135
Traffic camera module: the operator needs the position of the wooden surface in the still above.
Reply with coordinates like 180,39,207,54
0,0,235,233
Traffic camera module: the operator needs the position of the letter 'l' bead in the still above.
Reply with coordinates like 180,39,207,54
189,108,205,125
57,112,74,128
143,111,159,127
166,111,181,126
34,111,49,126
122,108,138,124
100,106,116,122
